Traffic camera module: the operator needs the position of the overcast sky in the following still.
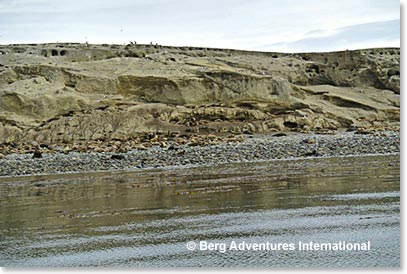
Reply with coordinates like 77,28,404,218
0,0,400,52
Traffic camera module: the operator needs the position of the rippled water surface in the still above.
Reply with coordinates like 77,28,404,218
0,154,400,267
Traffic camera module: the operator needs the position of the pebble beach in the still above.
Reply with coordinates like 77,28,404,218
0,131,400,177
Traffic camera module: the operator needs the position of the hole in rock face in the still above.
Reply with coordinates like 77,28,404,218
283,121,298,128
41,49,48,57
51,49,58,56
305,64,320,73
236,102,256,109
387,69,400,77
60,50,67,56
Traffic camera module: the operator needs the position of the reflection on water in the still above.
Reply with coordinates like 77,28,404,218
0,154,400,267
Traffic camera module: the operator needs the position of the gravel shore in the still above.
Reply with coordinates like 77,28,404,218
0,131,400,178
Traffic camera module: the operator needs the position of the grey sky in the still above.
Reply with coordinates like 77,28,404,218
0,0,400,52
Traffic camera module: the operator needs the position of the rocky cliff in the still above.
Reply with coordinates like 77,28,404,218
0,43,400,153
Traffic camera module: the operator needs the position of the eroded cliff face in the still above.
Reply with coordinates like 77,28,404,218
0,43,400,147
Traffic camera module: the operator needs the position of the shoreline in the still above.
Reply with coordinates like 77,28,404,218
0,153,399,185
0,130,400,179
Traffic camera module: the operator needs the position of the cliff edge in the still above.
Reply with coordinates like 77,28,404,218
0,43,400,153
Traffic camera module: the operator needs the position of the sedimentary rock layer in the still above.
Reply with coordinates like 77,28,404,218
0,43,400,144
